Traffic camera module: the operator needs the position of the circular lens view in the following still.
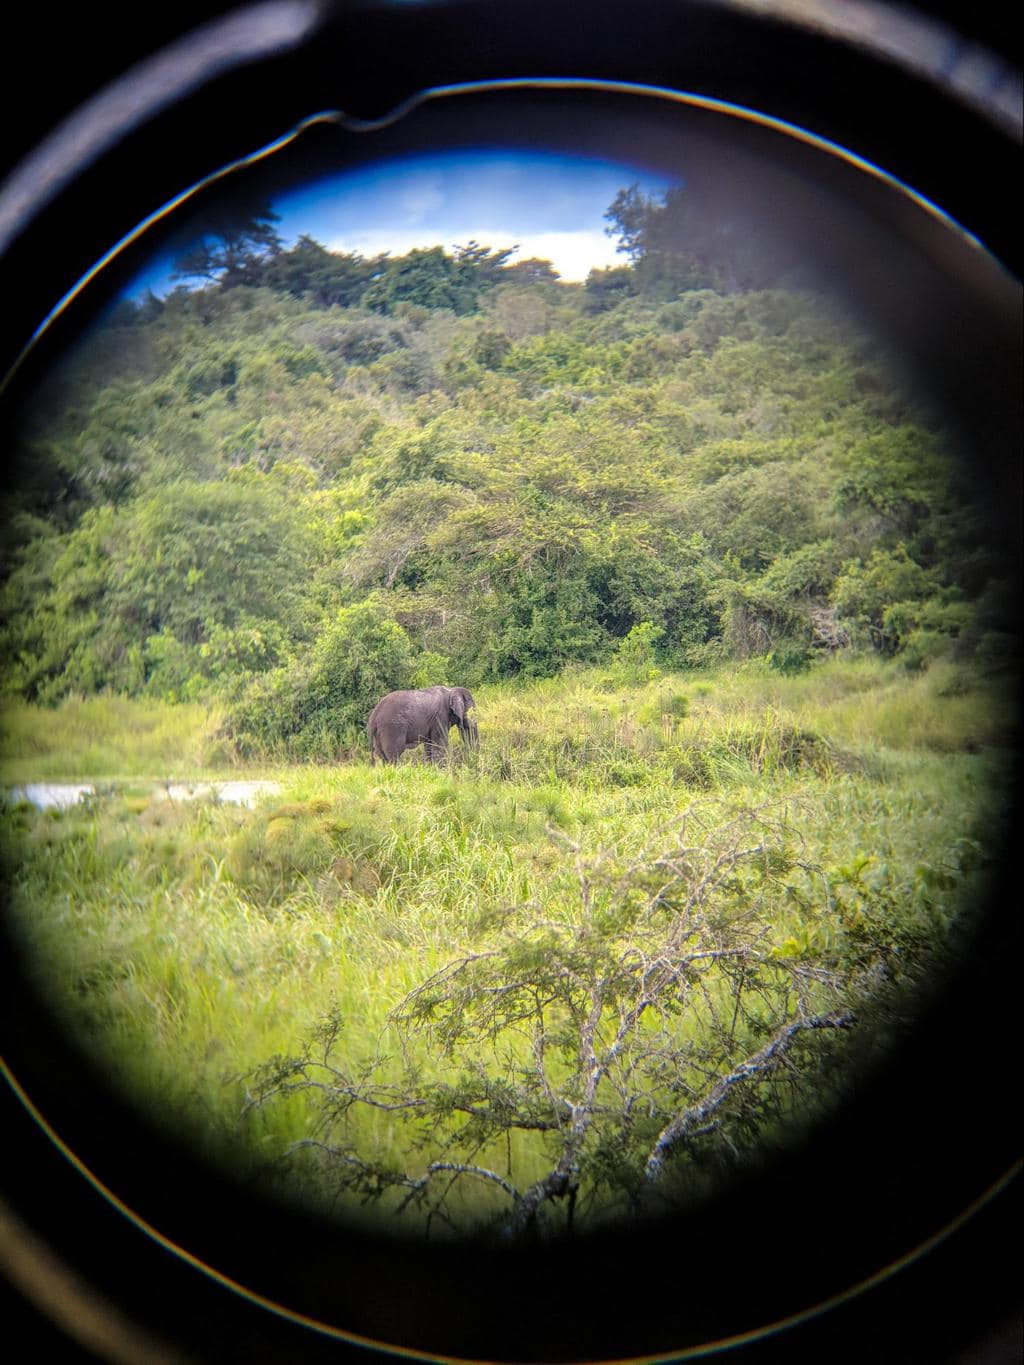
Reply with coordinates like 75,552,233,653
1,93,1019,1247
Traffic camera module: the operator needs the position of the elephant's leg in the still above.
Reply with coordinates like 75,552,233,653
375,726,406,763
424,734,448,764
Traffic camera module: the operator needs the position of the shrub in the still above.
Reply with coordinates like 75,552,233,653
408,651,452,689
831,546,936,653
767,642,815,675
973,631,1020,672
900,629,950,672
613,621,665,683
224,603,414,759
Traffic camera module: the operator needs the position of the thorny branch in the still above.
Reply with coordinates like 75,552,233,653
248,800,881,1236
644,1007,854,1180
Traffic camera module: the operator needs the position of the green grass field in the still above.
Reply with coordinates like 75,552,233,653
1,655,1013,1233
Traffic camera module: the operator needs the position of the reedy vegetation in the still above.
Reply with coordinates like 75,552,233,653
1,658,1009,1233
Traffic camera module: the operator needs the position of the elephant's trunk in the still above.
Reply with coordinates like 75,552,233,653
462,715,479,748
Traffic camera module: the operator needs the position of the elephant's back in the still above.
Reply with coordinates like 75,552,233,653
368,689,423,726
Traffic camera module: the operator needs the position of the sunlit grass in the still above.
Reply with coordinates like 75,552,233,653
1,654,1014,1223
0,694,230,782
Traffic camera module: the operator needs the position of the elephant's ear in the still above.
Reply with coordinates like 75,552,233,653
449,690,466,722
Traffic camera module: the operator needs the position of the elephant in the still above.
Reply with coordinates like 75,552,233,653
367,686,478,764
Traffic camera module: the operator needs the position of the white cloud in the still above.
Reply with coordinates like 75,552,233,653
512,230,625,281
324,226,624,281
393,172,447,222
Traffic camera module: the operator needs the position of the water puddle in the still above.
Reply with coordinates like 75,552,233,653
159,780,282,808
6,782,95,810
5,780,282,810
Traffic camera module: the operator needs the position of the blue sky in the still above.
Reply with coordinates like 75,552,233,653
129,150,676,295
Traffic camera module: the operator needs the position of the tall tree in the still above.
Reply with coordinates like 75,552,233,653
262,236,382,307
172,197,283,289
450,240,519,284
604,184,656,263
605,180,799,296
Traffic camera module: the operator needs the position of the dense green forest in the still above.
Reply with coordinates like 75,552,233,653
2,191,1013,753
0,189,1017,1237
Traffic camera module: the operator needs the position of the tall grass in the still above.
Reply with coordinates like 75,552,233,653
1,654,1014,1225
0,694,230,782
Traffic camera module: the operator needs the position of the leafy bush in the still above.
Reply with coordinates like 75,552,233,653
1,478,314,702
612,621,665,682
3,231,1004,715
900,629,950,671
831,546,937,653
767,642,815,675
225,604,414,759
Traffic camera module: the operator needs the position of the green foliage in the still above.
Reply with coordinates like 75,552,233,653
224,602,414,759
2,476,313,702
359,243,517,316
831,546,937,653
260,236,382,307
172,198,283,288
473,568,608,679
767,642,815,675
583,265,636,312
2,219,1008,719
408,650,451,689
612,621,664,682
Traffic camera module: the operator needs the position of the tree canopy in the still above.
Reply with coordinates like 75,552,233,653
2,199,1012,754
172,197,284,288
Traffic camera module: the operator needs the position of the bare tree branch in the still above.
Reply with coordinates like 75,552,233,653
396,1162,524,1214
644,1008,854,1181
247,800,883,1236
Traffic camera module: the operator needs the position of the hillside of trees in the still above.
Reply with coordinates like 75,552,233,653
1,191,1014,754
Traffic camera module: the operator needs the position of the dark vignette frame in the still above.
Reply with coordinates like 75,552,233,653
1,4,1020,1362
